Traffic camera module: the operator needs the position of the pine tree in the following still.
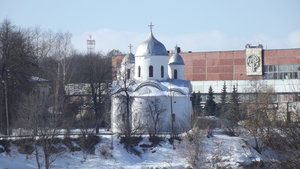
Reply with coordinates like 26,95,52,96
223,85,240,136
218,82,227,117
196,91,202,106
230,85,240,122
205,86,216,116
220,82,227,105
191,92,196,106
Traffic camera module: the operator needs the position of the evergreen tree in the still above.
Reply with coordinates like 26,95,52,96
191,91,202,117
229,85,240,121
223,85,240,136
205,86,216,116
191,92,196,106
196,91,202,105
218,82,227,117
220,82,227,105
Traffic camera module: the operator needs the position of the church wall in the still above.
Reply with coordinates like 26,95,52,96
111,95,121,133
168,65,184,80
135,55,169,81
171,96,192,132
129,95,192,133
119,62,135,80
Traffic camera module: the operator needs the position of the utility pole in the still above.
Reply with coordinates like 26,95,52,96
287,102,291,123
2,79,9,135
1,68,10,136
4,80,9,135
169,85,174,136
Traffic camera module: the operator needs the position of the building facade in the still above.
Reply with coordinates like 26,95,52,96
113,45,300,121
113,46,300,100
111,30,193,133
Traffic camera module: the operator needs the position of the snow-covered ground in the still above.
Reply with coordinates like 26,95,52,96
0,130,278,169
0,135,187,169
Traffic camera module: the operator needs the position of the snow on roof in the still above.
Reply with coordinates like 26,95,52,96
65,83,91,95
28,76,48,82
112,79,192,97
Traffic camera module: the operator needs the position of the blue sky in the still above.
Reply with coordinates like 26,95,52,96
1,0,300,53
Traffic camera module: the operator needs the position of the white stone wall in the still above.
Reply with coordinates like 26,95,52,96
111,94,192,133
191,79,300,94
119,62,135,80
168,65,184,80
135,55,169,81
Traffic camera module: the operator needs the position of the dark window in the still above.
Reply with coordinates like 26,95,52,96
127,69,130,79
296,65,300,71
149,65,153,77
264,65,269,72
279,73,284,79
161,66,164,78
138,66,141,77
174,69,178,79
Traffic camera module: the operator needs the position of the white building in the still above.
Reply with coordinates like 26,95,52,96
111,28,192,133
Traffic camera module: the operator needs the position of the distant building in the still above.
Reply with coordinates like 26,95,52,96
111,27,193,133
28,76,50,99
113,45,300,122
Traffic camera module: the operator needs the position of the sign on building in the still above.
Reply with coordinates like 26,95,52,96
245,44,263,76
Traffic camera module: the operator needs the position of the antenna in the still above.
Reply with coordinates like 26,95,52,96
87,35,95,54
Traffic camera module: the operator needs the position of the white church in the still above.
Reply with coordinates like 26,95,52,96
111,25,192,134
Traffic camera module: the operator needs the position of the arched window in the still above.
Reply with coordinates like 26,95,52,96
174,69,178,79
149,65,153,77
127,69,130,79
138,66,141,77
161,66,164,78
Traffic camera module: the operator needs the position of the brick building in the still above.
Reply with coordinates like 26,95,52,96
113,45,300,121
113,46,300,81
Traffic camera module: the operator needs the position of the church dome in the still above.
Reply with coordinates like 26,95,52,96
135,33,168,57
122,52,135,64
169,47,184,65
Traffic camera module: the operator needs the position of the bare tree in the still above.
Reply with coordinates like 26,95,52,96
145,97,166,137
17,92,63,169
83,54,111,133
182,127,206,168
112,60,145,150
0,19,38,135
242,84,276,153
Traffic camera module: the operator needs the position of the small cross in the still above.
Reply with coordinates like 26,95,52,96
148,22,154,33
128,44,133,53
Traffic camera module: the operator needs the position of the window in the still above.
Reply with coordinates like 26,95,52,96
138,66,141,77
161,66,164,78
127,69,130,79
149,65,153,77
174,69,178,79
264,64,300,80
264,65,269,72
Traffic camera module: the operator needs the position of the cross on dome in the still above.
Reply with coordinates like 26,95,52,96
128,44,133,53
148,22,154,33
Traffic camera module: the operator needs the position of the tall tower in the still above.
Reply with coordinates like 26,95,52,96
87,35,95,54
